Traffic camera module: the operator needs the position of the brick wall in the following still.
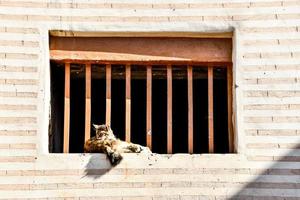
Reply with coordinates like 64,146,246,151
0,0,299,199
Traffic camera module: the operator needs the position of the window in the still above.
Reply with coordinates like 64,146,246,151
49,35,233,154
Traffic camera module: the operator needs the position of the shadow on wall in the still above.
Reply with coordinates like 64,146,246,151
230,143,300,200
82,143,300,199
83,154,114,179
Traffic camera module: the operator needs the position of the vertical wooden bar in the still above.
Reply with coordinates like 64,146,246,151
167,65,172,154
125,64,131,142
187,66,193,154
146,65,152,150
227,65,234,153
106,64,111,126
85,63,91,142
63,63,70,153
208,66,214,153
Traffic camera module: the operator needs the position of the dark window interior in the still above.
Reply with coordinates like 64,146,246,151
49,63,229,154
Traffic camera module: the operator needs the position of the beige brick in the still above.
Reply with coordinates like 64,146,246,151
245,129,258,136
0,14,27,20
47,2,75,9
5,27,39,34
162,181,191,187
244,91,268,97
268,91,300,97
139,16,170,22
112,3,152,9
233,14,276,21
243,53,261,59
203,16,232,21
5,53,39,60
0,53,6,59
244,104,290,110
27,15,61,21
243,40,278,46
179,195,199,200
257,77,296,84
9,143,36,149
5,79,38,85
0,104,37,110
0,117,37,124
43,169,79,176
30,183,58,190
279,39,300,45
93,182,132,188
282,1,300,6
273,116,300,123
5,170,22,175
0,156,35,162
0,130,36,136
278,143,300,149
246,143,278,149
247,156,274,161
289,104,300,109
0,91,16,97
257,129,298,136
16,92,38,98
0,40,23,47
277,13,300,20
143,168,173,175
222,2,250,8
60,16,100,22
188,3,222,8
169,16,203,22
75,3,111,9
21,170,43,176
57,183,93,189
275,64,300,70
250,1,282,7
123,197,152,200
1,66,23,72
244,117,273,123
0,144,9,149
0,184,30,190
261,52,292,59
243,65,275,71
23,67,38,72
0,1,47,8
243,78,258,84
240,27,298,33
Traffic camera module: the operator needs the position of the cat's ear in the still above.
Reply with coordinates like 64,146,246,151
92,124,100,130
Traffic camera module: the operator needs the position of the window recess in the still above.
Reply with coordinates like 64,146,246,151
49,36,233,154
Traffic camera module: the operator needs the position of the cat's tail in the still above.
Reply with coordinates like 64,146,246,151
107,151,123,166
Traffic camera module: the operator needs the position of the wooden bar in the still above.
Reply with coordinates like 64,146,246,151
227,65,234,153
84,63,91,142
63,63,70,153
208,66,214,153
125,64,131,142
146,65,152,150
106,64,112,126
167,65,172,154
187,66,193,154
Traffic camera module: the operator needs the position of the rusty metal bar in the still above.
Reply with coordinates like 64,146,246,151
84,63,91,142
208,66,214,153
125,64,131,142
187,65,193,154
227,65,234,153
167,65,172,154
106,64,112,126
146,65,152,150
63,63,70,153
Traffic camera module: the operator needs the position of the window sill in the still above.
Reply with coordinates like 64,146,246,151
35,153,247,170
